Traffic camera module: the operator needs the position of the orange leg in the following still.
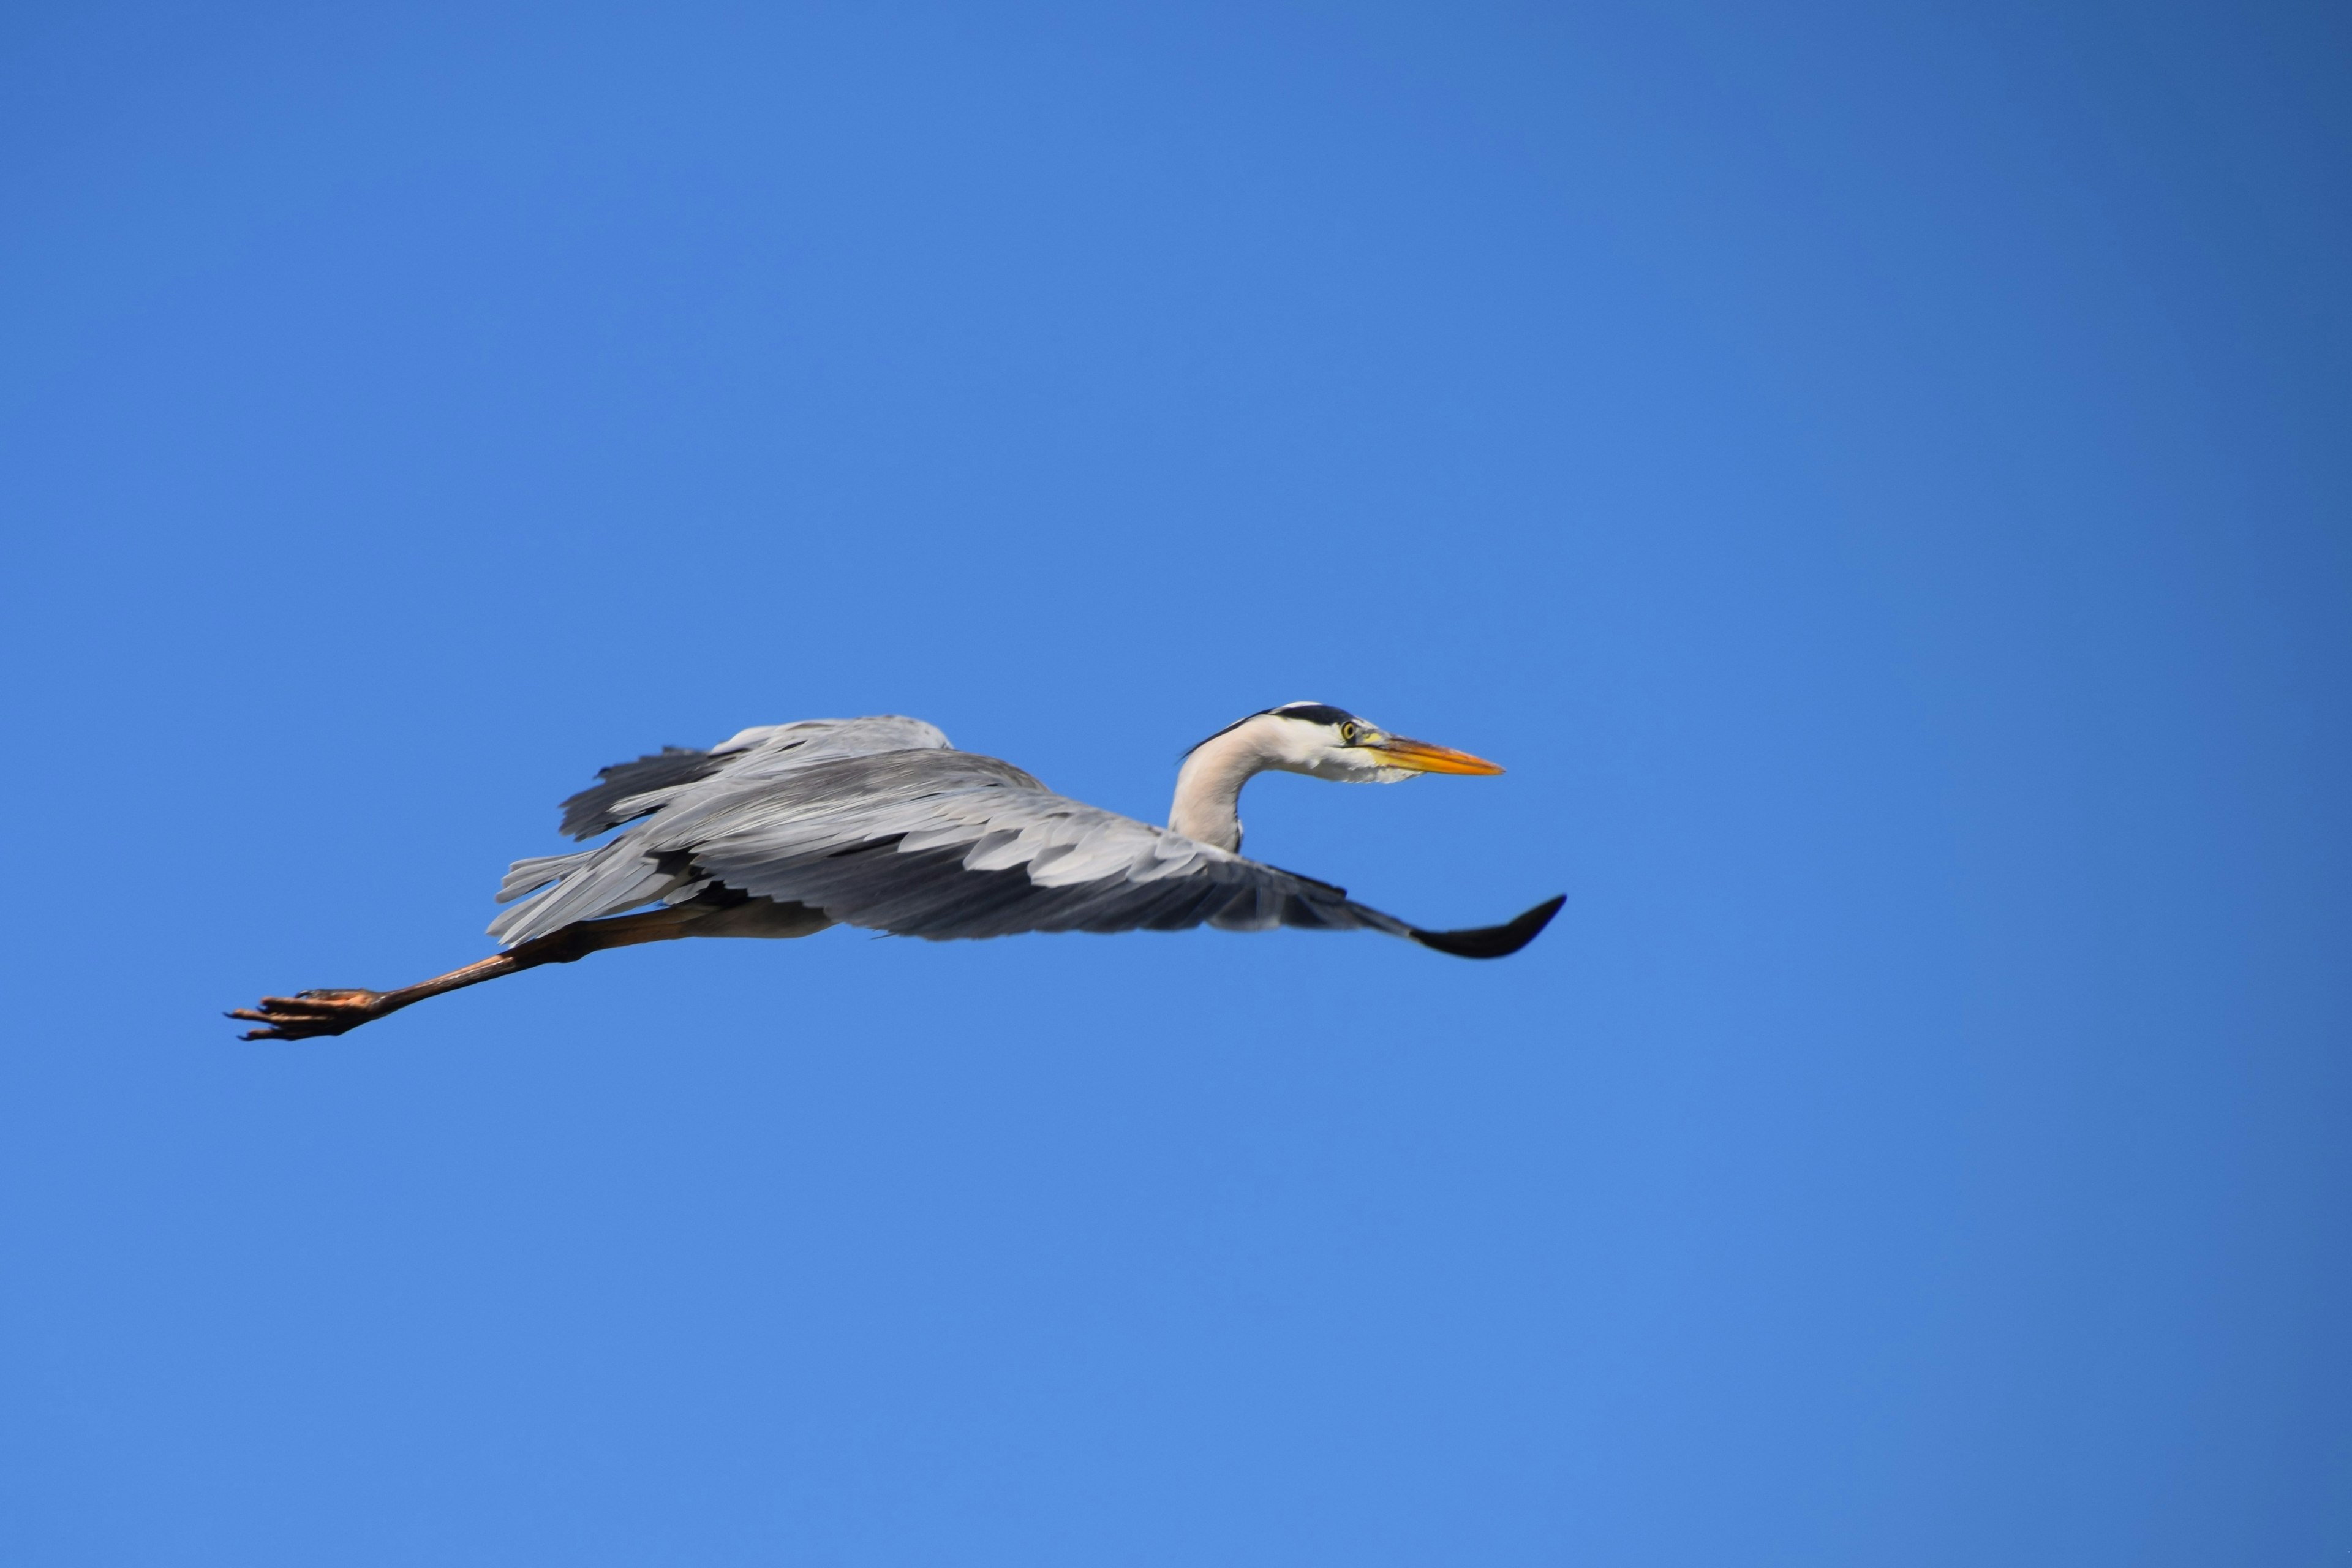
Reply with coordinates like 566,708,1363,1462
227,905,707,1041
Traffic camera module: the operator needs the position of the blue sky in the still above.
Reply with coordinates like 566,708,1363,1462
3,2,2347,1562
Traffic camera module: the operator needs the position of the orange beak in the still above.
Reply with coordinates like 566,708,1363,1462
1365,735,1506,775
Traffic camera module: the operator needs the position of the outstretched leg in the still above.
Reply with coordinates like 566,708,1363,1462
228,905,708,1041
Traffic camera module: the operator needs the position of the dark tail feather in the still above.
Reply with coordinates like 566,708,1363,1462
1408,895,1566,959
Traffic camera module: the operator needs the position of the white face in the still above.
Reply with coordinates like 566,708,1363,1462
1259,703,1505,783
1263,709,1400,781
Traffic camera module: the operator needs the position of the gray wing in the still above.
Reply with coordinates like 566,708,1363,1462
499,715,957,916
492,740,1559,958
550,715,956,841
559,747,729,840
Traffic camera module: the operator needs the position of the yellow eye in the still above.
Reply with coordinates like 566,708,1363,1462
1340,722,1359,744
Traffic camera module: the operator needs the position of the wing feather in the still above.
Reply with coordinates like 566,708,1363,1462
552,716,955,841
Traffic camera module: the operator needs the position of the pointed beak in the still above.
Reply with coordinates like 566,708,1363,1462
1364,734,1506,775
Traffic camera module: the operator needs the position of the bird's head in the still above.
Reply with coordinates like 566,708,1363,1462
1169,701,1504,851
1196,701,1506,783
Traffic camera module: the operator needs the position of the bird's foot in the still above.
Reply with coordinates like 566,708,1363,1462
227,989,391,1041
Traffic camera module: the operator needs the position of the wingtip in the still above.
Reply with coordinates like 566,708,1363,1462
1408,894,1566,960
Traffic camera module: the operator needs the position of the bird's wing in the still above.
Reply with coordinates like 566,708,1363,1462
554,715,954,840
493,745,1559,959
557,746,730,840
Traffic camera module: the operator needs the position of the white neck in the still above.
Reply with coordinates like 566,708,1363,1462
1169,715,1305,853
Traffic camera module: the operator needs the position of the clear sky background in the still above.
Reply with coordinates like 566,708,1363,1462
4,2,2347,1562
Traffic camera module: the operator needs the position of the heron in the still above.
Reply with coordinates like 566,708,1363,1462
230,703,1564,1039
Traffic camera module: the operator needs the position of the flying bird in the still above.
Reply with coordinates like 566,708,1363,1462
231,703,1564,1039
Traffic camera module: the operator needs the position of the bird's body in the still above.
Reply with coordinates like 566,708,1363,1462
232,704,1561,1039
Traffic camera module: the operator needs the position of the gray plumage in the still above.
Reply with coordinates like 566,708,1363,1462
489,715,1552,958
230,707,1560,1041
